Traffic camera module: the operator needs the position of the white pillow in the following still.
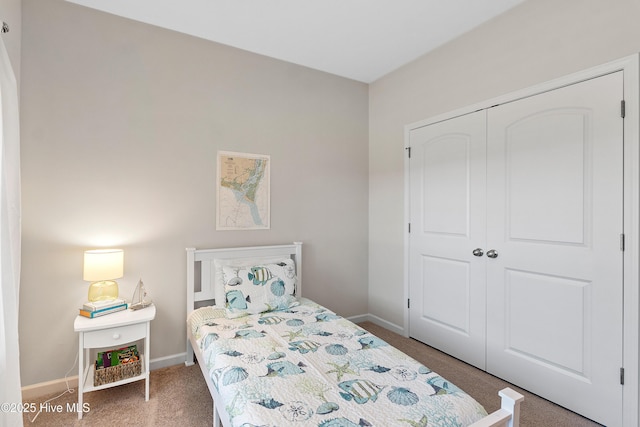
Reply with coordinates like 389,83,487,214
213,256,293,306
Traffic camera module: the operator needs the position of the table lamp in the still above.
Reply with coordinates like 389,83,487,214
83,249,123,302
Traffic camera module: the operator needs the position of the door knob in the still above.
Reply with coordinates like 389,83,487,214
472,248,484,257
487,249,498,259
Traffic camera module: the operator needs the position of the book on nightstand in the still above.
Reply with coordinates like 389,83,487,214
79,302,127,318
82,298,126,312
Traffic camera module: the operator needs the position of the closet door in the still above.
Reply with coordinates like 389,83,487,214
485,71,624,426
408,111,487,369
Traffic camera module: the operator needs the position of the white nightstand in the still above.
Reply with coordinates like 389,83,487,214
74,304,156,419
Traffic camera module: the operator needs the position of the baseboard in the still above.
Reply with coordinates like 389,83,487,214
346,313,369,324
150,352,186,370
21,377,79,401
21,353,187,400
348,313,405,336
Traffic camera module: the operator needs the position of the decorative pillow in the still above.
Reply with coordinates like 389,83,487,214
213,256,290,306
222,258,298,318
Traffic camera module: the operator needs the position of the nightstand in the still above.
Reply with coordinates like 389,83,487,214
74,304,156,419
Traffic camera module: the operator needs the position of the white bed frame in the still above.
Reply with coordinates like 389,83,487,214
185,242,523,427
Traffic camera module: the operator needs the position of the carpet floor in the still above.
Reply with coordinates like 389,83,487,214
22,321,602,426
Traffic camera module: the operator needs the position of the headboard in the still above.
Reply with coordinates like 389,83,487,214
186,241,303,311
185,242,302,365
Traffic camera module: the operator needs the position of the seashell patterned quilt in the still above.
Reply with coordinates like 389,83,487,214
189,298,488,426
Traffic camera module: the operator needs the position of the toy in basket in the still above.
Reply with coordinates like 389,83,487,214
94,345,141,386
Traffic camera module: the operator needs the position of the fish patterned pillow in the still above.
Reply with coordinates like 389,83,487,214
213,256,291,307
222,259,298,318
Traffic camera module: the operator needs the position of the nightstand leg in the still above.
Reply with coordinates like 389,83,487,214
78,332,83,419
145,321,150,401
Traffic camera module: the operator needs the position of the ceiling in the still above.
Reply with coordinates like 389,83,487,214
66,0,525,83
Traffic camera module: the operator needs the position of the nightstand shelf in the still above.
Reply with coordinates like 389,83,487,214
74,305,156,419
81,353,147,393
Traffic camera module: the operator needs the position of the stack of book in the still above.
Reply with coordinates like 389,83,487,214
79,298,127,318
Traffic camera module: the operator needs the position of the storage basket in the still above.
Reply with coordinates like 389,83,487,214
94,359,141,386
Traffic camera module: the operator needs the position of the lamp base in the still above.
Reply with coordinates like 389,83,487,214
88,280,119,302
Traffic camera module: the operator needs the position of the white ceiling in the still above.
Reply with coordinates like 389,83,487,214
66,0,525,83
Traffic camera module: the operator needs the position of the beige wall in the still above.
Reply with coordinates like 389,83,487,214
19,0,368,386
369,0,640,327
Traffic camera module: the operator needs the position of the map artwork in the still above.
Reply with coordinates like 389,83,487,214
216,151,270,230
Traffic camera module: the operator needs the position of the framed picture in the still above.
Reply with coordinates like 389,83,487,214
216,151,270,230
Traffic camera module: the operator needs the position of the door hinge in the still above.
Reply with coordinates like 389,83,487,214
407,299,410,309
621,100,626,118
621,233,626,251
406,147,411,158
408,223,411,233
621,367,625,385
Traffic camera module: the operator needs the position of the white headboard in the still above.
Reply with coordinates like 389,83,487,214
185,242,302,365
186,242,303,311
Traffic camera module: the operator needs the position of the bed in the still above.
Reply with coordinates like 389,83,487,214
185,242,523,427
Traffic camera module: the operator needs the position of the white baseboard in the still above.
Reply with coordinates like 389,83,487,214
21,377,79,401
21,353,187,401
348,313,405,336
345,313,369,324
150,352,186,370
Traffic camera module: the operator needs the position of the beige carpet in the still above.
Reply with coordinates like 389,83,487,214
22,361,212,427
22,321,601,426
360,322,602,427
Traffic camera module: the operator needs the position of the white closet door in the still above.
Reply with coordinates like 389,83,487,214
408,110,487,369
485,71,623,426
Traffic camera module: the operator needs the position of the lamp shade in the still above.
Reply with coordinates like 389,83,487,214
83,249,124,282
